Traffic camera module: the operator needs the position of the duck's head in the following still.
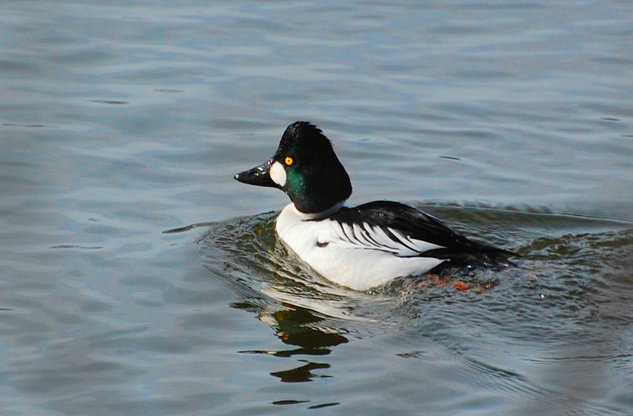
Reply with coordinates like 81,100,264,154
235,121,352,215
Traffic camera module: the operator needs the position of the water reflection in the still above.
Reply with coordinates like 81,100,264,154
270,361,331,383
230,299,348,383
233,301,348,358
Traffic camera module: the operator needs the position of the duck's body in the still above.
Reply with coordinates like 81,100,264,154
235,121,516,291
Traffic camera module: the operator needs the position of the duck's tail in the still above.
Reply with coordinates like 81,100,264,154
426,243,520,270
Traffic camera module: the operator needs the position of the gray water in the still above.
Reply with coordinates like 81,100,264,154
2,1,633,415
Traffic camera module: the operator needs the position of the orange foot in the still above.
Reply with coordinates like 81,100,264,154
405,274,469,291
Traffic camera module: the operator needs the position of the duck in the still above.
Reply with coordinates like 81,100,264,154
234,121,517,291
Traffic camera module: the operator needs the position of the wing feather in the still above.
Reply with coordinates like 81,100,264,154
328,201,470,247
316,201,517,264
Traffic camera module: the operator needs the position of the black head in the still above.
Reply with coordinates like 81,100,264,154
235,121,352,214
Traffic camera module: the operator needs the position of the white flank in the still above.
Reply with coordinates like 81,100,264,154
275,203,446,291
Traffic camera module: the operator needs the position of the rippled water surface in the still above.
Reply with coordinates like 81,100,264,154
2,1,632,415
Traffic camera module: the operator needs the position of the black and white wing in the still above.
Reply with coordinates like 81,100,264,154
327,201,516,264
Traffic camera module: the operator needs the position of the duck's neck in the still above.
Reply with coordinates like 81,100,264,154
291,200,346,220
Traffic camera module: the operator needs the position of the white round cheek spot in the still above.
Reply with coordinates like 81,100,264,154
269,161,287,187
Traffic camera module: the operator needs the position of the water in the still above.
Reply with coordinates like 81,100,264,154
2,1,632,415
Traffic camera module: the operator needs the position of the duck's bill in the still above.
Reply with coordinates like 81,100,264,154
234,159,277,188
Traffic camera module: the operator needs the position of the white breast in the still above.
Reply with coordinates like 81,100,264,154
275,204,446,291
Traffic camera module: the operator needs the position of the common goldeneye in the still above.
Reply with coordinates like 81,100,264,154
235,121,516,291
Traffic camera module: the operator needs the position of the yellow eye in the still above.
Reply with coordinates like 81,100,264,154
284,156,294,166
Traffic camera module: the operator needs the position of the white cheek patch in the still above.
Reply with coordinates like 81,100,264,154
269,161,287,187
